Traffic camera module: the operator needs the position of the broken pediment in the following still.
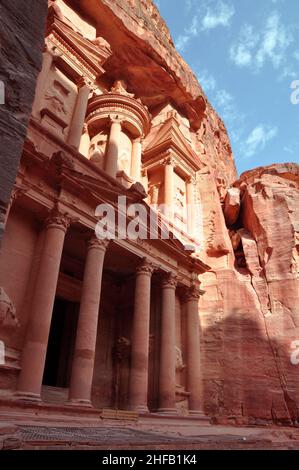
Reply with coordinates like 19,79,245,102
144,115,203,171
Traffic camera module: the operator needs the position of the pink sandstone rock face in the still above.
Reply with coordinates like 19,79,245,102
201,163,299,425
0,0,47,244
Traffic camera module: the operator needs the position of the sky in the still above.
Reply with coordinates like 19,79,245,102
154,0,299,175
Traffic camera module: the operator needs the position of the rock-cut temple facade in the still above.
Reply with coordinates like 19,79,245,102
0,0,298,426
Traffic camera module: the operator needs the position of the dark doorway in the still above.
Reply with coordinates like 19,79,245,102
43,298,79,388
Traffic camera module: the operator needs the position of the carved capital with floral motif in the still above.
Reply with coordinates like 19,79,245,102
161,272,178,290
45,210,71,233
182,283,204,303
136,258,155,276
88,235,110,252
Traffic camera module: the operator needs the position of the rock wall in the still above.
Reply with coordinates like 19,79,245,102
202,164,299,425
0,0,47,245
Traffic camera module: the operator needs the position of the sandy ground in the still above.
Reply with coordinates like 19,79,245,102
1,410,299,450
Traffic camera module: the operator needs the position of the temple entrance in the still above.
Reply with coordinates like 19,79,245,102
42,297,79,388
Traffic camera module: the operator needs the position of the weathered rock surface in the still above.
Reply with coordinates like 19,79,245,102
224,187,241,226
0,0,47,245
201,164,299,424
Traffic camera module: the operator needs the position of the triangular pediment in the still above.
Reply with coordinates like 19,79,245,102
144,117,201,166
48,17,112,75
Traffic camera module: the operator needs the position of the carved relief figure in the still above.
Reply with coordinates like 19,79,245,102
44,80,70,117
175,346,185,372
89,134,107,166
0,288,19,328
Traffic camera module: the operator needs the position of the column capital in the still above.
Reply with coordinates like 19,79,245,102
182,283,205,303
82,123,89,135
109,115,123,126
77,76,93,90
10,185,28,205
161,272,178,290
45,210,71,233
133,136,142,145
165,156,176,167
187,174,197,186
136,258,155,276
88,236,110,252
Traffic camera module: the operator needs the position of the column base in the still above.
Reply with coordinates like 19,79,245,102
189,410,205,417
129,405,148,414
157,408,177,415
14,391,42,403
67,398,93,408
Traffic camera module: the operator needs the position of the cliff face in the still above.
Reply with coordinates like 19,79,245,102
0,0,47,245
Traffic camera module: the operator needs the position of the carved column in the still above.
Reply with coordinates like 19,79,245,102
68,237,109,406
79,123,90,158
131,137,142,181
105,117,122,178
32,45,55,118
129,259,154,412
17,212,70,401
186,176,196,237
158,272,177,413
164,157,175,222
183,284,204,415
68,78,92,149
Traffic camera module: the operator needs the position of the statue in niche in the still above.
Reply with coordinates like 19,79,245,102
118,137,132,174
44,80,70,117
89,134,107,165
0,288,19,328
149,185,160,205
175,346,186,372
114,336,131,362
111,80,134,98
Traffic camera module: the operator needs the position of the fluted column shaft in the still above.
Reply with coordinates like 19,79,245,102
164,157,175,222
68,237,109,406
68,79,91,149
158,273,177,413
184,285,203,414
131,138,142,181
17,212,70,400
129,260,154,412
105,118,122,178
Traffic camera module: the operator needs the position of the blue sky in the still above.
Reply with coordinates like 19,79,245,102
154,0,299,175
